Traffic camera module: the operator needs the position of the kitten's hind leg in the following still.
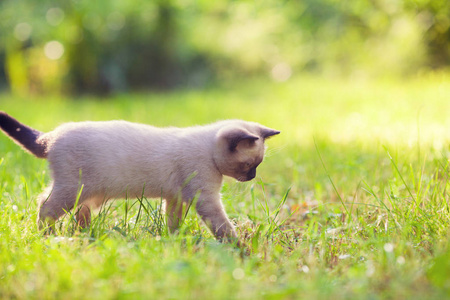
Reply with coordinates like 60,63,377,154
37,184,80,233
75,196,105,229
166,199,184,233
75,204,91,228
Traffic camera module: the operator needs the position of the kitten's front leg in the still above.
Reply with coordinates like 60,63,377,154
195,194,238,243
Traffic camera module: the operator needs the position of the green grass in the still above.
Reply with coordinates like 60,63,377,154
1,74,450,299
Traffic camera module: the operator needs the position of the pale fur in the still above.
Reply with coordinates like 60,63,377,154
0,114,279,243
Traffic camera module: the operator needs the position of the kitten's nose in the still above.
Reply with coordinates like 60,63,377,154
247,168,256,180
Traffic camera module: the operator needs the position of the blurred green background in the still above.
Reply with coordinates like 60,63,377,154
0,0,449,95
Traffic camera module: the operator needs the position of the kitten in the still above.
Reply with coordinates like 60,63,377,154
0,112,279,243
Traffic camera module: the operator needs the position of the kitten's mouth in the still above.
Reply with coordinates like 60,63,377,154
237,169,256,182
237,177,253,182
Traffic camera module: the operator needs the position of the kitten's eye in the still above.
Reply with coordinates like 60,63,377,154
241,162,251,170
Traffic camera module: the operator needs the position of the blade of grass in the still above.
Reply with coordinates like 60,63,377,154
314,137,349,215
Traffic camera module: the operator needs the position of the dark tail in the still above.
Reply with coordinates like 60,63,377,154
0,112,47,158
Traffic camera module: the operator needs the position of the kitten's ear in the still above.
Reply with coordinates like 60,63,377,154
220,128,259,151
260,127,281,139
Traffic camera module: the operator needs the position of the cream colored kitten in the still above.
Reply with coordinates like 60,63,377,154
0,112,279,243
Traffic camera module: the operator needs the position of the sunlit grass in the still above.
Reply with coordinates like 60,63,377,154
1,74,450,298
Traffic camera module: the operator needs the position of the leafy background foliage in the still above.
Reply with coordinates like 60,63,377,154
0,0,449,94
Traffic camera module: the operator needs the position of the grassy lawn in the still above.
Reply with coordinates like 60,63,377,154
1,74,450,299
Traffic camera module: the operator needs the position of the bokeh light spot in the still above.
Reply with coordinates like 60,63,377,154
271,63,292,82
14,23,32,41
232,268,245,280
384,243,394,253
46,8,65,26
107,12,125,31
44,41,65,60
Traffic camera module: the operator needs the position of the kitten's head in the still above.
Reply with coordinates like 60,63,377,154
213,121,280,182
